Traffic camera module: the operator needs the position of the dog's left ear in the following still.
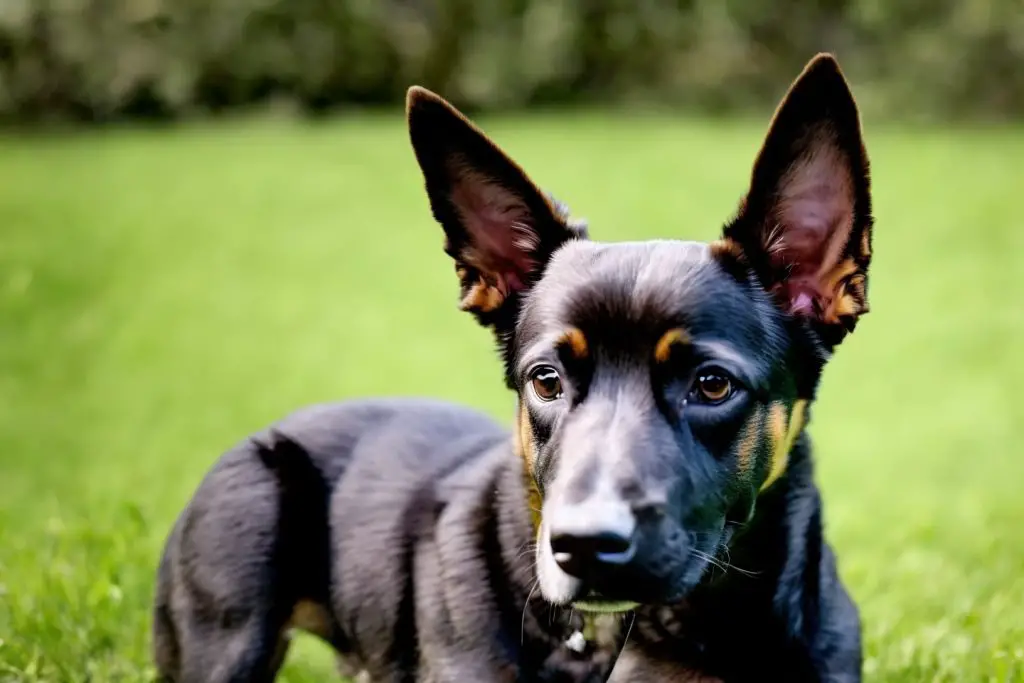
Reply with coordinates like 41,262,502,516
406,86,587,334
718,53,873,349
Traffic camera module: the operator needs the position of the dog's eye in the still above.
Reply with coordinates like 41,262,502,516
530,366,563,402
690,372,733,405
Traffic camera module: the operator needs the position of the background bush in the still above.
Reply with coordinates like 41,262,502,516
1,0,1022,123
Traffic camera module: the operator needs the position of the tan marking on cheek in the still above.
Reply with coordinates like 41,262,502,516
526,480,542,534
654,327,691,364
557,327,589,359
516,402,536,470
765,402,788,484
516,402,543,531
760,399,808,492
789,400,807,441
735,406,763,475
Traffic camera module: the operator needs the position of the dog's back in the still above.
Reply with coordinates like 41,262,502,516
153,398,512,682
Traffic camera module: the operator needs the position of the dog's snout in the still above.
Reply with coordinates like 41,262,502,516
547,502,637,580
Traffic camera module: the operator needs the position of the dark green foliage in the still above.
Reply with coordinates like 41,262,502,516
0,0,1022,122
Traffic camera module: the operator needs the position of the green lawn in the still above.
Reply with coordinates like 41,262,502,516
0,112,1021,682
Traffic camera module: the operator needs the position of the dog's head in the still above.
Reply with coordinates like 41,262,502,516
407,54,872,610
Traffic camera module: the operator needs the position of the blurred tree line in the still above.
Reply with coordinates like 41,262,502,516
1,0,1022,123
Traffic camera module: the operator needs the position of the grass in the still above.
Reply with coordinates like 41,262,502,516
0,110,1021,682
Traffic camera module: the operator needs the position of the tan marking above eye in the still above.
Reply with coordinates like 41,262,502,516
654,327,691,363
557,327,589,359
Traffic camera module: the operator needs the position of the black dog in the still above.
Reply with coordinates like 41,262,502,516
153,53,871,682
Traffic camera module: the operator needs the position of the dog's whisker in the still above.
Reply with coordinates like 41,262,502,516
717,541,735,568
521,579,541,645
622,610,637,650
689,548,730,576
715,548,760,577
515,542,540,565
690,546,760,578
516,544,538,561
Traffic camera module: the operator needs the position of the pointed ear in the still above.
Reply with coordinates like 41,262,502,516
716,54,873,349
406,86,587,332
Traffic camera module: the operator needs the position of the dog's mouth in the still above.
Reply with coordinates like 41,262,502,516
572,593,640,614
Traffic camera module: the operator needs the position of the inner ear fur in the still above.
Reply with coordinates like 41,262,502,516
406,86,587,331
716,53,873,349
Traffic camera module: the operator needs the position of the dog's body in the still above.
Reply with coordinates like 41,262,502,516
155,399,623,682
154,399,857,682
155,54,873,682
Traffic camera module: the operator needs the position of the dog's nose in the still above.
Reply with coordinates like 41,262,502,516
550,529,637,578
547,501,638,580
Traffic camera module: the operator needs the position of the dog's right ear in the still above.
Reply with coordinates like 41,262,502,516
406,86,586,332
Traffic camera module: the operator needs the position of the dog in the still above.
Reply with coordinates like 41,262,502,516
153,52,872,682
